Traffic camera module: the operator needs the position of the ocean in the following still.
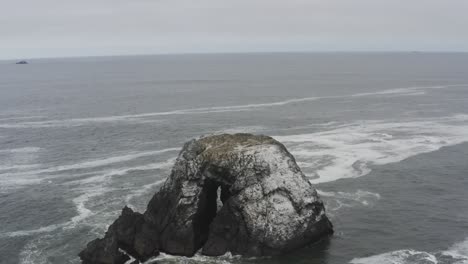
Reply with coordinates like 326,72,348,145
0,53,468,264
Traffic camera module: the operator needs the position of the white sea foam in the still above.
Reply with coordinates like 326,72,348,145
1,224,66,238
0,186,110,238
9,114,468,234
0,97,318,128
4,188,121,248
0,147,41,153
68,187,111,229
47,148,178,173
0,147,178,189
443,238,468,262
274,114,468,184
352,84,466,98
0,115,44,121
0,147,42,191
64,157,176,185
0,157,176,239
2,84,465,129
0,115,163,128
318,190,381,212
350,249,439,264
13,157,176,262
0,163,41,172
19,235,51,264
350,237,468,264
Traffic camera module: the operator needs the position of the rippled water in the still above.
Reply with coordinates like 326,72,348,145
1,53,468,264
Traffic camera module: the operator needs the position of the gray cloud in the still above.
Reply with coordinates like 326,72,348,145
1,0,468,59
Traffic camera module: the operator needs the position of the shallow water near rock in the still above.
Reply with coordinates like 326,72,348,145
1,53,468,264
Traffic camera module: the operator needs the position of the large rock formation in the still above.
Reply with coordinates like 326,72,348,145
79,134,333,264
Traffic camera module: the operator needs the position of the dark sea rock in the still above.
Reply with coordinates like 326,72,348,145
79,133,333,263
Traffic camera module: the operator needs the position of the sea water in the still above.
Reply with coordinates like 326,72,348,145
0,53,468,264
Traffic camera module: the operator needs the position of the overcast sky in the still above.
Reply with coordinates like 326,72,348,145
1,0,468,59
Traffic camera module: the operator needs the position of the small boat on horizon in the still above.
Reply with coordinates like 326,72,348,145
16,60,29,65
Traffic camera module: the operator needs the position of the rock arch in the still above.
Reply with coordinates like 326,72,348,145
80,134,333,264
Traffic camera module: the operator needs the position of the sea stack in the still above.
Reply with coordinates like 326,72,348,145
79,133,333,264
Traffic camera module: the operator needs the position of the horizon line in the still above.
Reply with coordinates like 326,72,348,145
2,50,468,62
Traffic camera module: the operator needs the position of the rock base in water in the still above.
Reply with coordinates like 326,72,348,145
79,133,333,263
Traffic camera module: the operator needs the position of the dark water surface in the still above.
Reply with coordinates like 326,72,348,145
1,53,468,264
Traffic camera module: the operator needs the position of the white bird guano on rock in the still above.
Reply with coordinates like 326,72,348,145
79,133,333,264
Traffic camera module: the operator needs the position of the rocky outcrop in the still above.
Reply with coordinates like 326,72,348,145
79,133,333,263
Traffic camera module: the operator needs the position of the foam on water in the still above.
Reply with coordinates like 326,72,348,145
0,115,45,121
350,237,468,264
13,158,175,263
0,186,110,238
46,148,178,173
67,186,112,230
0,156,175,239
0,98,323,128
318,190,381,213
10,112,468,238
0,163,41,172
0,147,178,189
1,223,66,238
274,114,468,184
350,249,439,264
5,83,468,264
443,238,468,263
63,157,176,185
19,234,52,264
0,147,41,153
64,158,175,226
0,147,42,191
67,157,174,223
350,84,462,98
1,84,465,129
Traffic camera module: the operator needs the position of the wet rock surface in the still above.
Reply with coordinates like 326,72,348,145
79,133,333,263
